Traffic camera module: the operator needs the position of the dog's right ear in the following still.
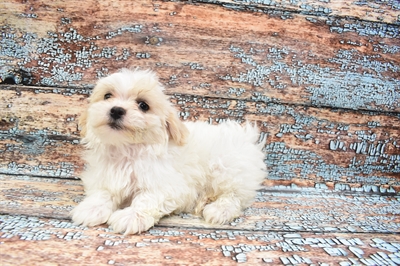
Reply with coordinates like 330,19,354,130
78,109,88,138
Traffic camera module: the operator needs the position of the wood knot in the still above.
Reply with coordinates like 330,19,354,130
148,36,162,45
0,69,31,85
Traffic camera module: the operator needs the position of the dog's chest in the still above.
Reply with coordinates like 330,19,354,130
99,157,136,195
86,145,172,196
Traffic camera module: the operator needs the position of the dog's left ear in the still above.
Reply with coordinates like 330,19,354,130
166,111,189,146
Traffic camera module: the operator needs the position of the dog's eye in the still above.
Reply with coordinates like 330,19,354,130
104,93,112,100
138,101,149,112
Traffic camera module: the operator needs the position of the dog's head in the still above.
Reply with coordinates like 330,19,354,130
80,68,188,146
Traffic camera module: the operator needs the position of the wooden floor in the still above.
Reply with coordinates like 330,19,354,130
1,174,400,265
1,0,399,265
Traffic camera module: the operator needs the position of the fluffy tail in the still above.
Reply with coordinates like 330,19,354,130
243,121,267,151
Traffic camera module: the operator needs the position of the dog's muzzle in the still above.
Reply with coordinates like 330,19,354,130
109,106,126,129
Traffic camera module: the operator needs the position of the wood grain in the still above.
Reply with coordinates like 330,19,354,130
1,0,399,112
208,0,400,24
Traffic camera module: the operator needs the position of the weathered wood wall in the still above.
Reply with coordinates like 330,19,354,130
1,0,399,192
1,1,400,265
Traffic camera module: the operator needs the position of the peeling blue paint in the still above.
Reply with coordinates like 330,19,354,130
328,19,399,38
223,45,400,111
0,21,143,87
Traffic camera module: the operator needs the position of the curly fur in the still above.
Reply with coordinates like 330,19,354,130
71,68,266,234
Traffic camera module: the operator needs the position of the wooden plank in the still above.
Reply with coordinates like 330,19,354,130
0,85,85,136
211,0,400,24
1,84,399,190
1,0,399,112
1,175,399,233
1,214,400,265
0,175,82,219
0,138,82,178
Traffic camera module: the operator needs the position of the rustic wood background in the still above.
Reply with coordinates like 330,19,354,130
0,1,399,265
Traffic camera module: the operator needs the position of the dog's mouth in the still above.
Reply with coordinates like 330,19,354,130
108,121,124,130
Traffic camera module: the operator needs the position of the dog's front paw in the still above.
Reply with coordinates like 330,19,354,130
108,207,155,234
203,200,241,225
71,200,113,227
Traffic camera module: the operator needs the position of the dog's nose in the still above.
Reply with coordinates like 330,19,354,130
110,106,126,120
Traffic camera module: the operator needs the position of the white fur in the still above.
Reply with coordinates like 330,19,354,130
71,68,266,234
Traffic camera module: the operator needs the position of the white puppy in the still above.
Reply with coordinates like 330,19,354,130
71,68,266,234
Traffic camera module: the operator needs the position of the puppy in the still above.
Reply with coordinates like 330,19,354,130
71,68,266,234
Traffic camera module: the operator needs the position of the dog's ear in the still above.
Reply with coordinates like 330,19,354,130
78,109,88,138
166,111,189,146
